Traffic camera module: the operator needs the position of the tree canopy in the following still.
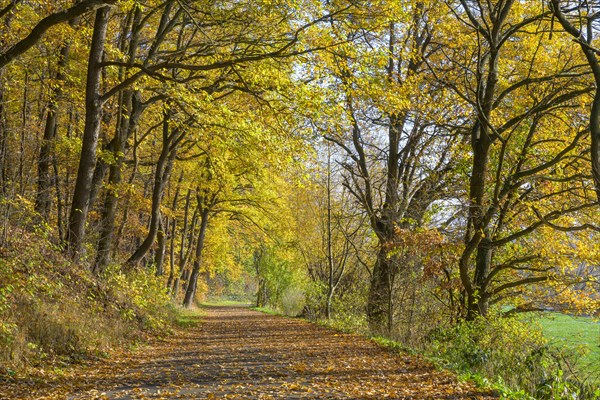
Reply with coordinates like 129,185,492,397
0,0,599,395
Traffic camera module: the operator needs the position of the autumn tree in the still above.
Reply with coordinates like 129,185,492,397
66,5,111,256
442,0,597,318
287,141,372,319
304,0,458,332
549,0,600,202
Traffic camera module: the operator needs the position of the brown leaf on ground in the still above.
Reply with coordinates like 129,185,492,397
0,306,497,399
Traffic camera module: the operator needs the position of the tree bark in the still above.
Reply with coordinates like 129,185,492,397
36,36,73,217
66,6,110,257
182,203,210,308
367,246,395,333
126,112,179,266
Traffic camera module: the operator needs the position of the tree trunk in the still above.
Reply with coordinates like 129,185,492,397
166,172,183,289
166,216,176,290
468,236,492,319
52,156,64,240
182,205,210,308
256,278,267,308
172,189,195,296
94,94,142,272
126,113,178,266
0,72,7,196
18,71,29,196
154,217,166,275
66,6,110,257
325,144,335,319
367,246,394,333
590,87,600,203
35,24,75,217
93,162,120,273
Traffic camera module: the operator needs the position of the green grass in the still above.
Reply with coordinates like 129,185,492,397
201,298,253,307
175,308,204,328
530,312,599,383
250,306,282,315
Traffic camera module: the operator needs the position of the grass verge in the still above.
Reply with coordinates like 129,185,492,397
527,312,599,384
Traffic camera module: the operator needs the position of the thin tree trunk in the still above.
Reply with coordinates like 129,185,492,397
126,111,178,266
325,143,334,319
0,72,7,197
172,188,192,295
154,217,166,275
36,29,73,217
166,172,183,288
183,203,210,308
53,159,64,241
19,71,29,196
166,216,176,290
174,204,199,297
94,93,142,272
114,124,140,260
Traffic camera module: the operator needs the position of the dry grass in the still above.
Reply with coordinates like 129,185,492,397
0,208,174,374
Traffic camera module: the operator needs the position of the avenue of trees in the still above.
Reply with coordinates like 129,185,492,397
0,0,599,393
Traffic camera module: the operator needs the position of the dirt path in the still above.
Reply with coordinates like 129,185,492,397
0,306,496,399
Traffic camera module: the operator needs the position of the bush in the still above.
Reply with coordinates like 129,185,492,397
253,245,308,314
281,286,305,316
325,287,369,334
427,314,596,399
102,264,175,330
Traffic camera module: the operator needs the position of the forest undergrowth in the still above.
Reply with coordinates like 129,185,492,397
0,200,176,377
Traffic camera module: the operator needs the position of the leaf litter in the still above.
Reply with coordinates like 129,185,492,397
0,306,497,399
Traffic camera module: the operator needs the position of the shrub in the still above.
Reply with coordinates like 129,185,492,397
427,314,595,399
281,286,305,316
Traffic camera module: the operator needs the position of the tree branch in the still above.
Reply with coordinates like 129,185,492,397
0,0,117,70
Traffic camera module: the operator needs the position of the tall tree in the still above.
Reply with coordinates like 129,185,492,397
35,14,81,219
66,6,110,256
549,0,600,202
310,1,456,331
444,0,595,318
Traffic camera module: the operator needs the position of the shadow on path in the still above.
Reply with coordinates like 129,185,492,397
0,306,497,399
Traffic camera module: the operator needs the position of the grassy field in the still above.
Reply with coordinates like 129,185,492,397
531,313,599,383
